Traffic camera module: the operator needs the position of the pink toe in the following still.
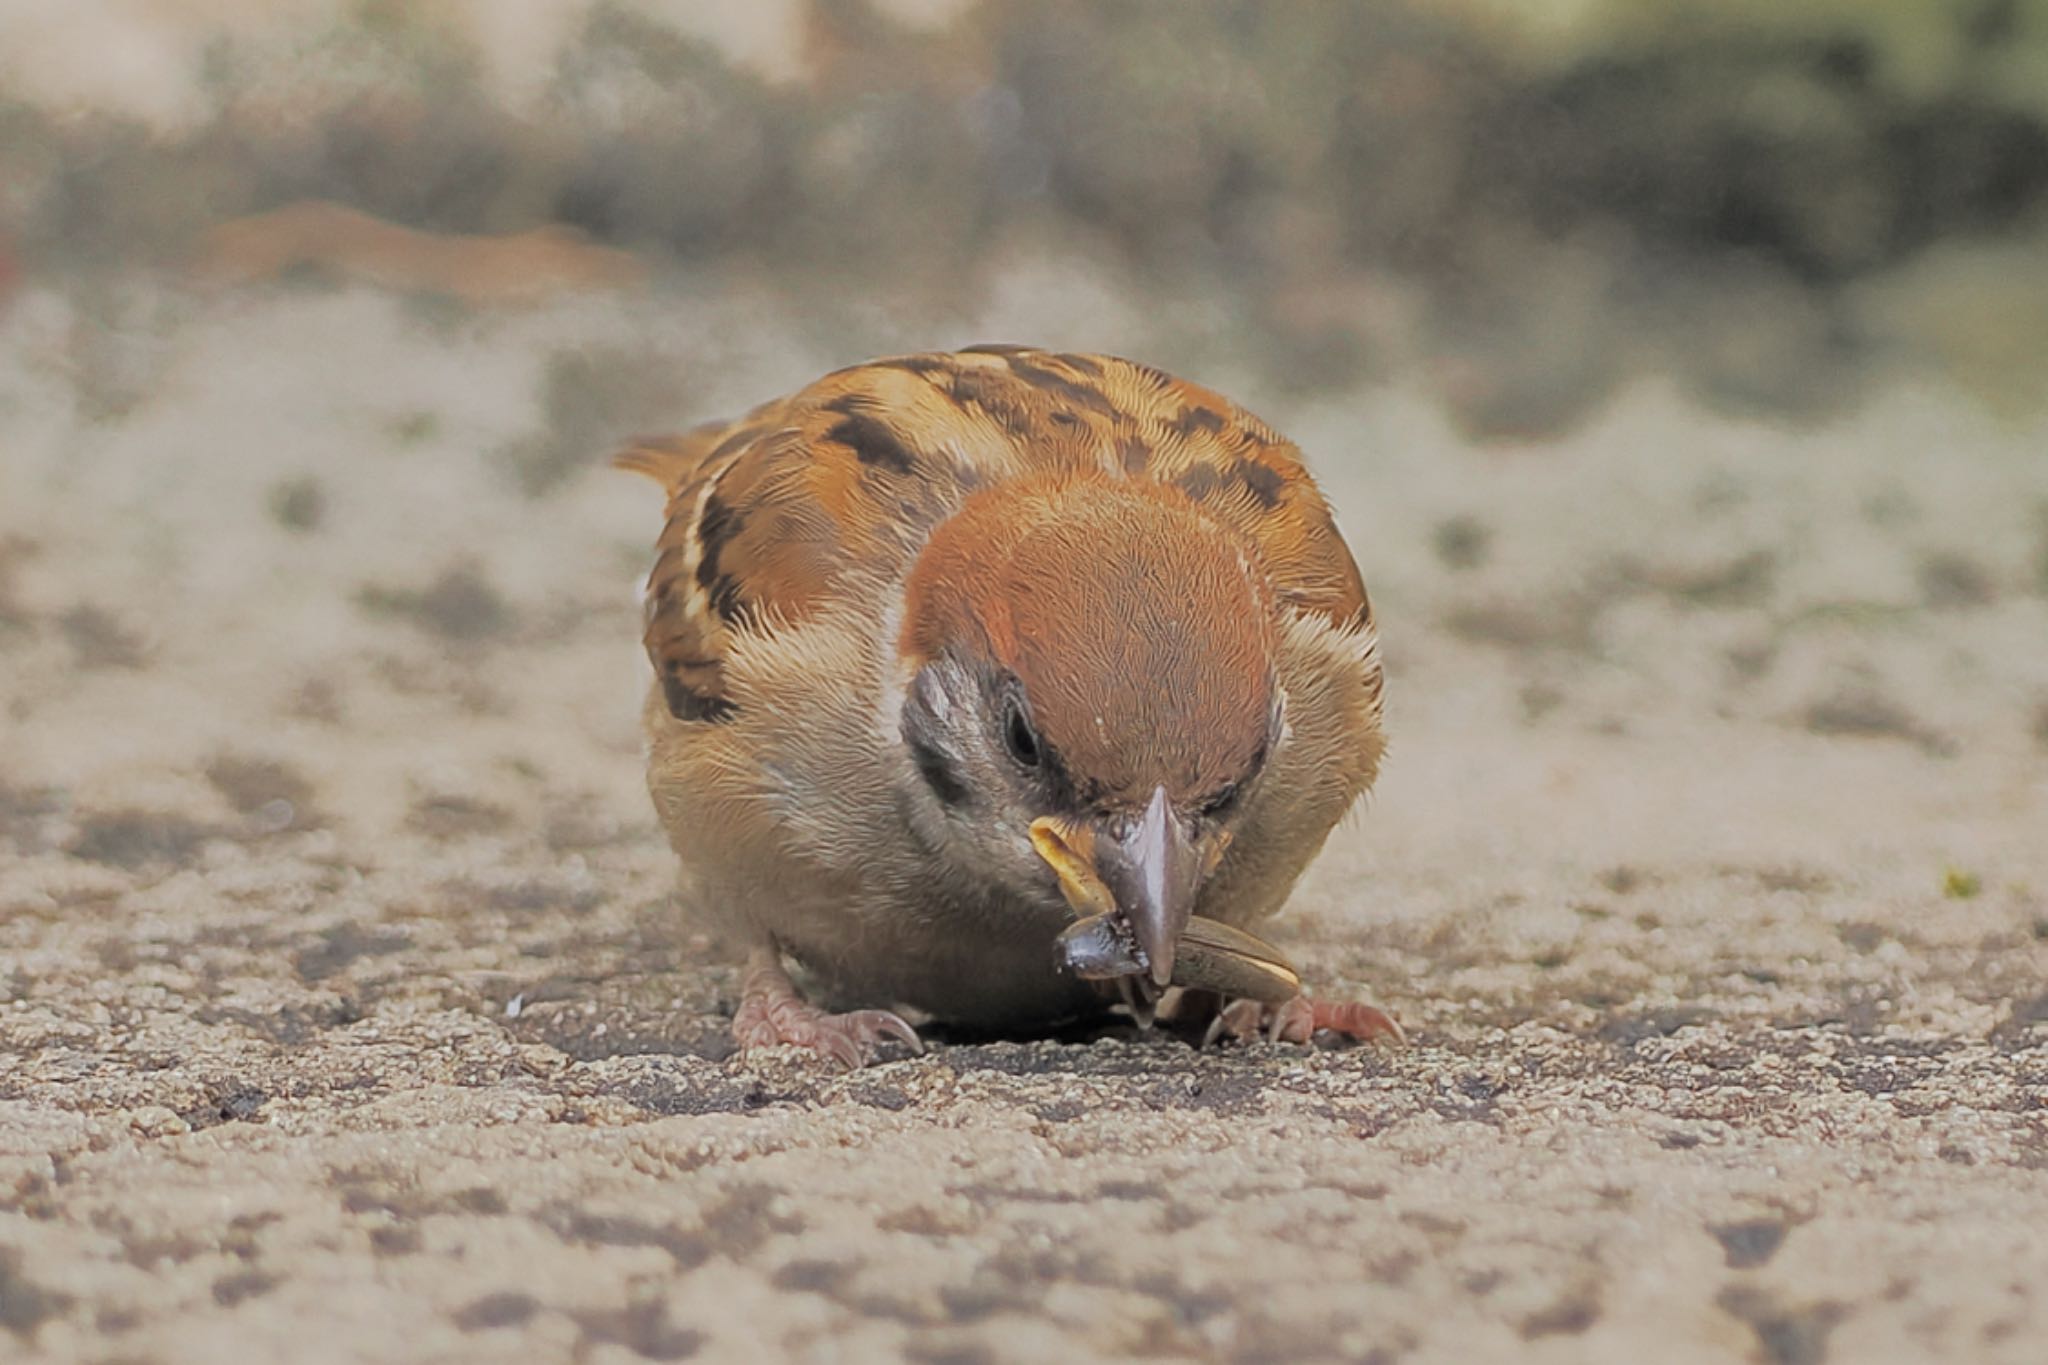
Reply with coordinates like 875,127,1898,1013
1311,999,1406,1046
1268,996,1316,1045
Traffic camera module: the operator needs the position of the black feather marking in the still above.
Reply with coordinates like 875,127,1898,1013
1174,464,1221,501
947,369,1036,438
826,414,917,475
822,391,883,417
1171,405,1226,436
1236,459,1285,509
1006,358,1117,415
873,354,953,377
705,573,746,623
695,493,739,592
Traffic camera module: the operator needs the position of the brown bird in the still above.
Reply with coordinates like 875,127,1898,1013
618,346,1397,1066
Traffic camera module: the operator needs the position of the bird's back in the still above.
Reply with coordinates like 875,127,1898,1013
616,346,1371,724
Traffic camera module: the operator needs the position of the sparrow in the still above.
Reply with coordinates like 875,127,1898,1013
618,346,1397,1066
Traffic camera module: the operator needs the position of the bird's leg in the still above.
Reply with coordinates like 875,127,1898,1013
1200,993,1406,1049
731,948,923,1069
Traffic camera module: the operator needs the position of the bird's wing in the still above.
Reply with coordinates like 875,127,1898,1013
613,359,1021,722
617,347,1370,721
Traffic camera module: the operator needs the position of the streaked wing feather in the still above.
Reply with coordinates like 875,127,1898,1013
617,348,1370,721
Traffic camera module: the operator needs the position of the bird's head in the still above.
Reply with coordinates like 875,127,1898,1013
896,474,1280,986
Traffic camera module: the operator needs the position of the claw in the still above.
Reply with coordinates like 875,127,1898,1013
1204,993,1404,1049
1308,998,1405,1046
1204,997,1266,1048
733,951,924,1069
865,1010,926,1053
1269,996,1312,1044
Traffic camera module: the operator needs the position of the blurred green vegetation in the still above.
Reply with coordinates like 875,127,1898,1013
3,0,2044,432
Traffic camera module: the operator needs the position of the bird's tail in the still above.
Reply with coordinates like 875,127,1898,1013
612,421,729,492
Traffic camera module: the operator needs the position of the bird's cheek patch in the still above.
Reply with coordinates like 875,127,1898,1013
1029,817,1116,917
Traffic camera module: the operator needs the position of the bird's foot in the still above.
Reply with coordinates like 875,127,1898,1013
1201,994,1406,1049
732,954,923,1069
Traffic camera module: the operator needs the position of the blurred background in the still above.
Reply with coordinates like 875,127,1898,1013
4,0,2048,429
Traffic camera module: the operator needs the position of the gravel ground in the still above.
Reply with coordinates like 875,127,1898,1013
3,277,2047,1363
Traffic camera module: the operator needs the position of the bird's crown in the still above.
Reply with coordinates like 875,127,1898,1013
901,472,1278,812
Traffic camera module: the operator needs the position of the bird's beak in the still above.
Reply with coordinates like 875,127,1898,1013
1032,786,1204,988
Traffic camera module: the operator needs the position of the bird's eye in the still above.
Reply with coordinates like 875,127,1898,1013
1003,700,1042,768
1200,783,1241,819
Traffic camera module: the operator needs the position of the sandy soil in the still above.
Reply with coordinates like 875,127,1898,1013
3,275,2048,1364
